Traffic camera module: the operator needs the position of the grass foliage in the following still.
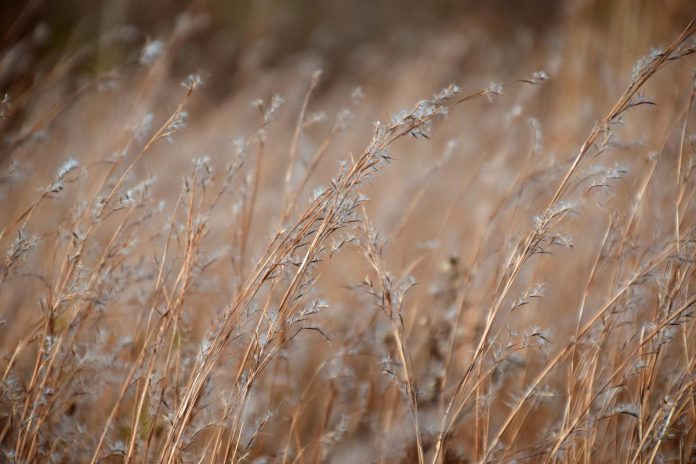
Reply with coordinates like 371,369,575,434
1,8,696,464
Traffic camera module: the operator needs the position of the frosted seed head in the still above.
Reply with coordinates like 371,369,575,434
140,39,165,65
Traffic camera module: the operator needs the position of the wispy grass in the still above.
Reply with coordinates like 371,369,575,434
1,10,696,464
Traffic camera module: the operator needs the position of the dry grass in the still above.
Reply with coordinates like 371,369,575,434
2,3,696,463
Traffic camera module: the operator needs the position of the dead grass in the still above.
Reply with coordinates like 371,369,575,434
1,4,696,463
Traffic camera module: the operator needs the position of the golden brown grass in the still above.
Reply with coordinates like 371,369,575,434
1,4,696,463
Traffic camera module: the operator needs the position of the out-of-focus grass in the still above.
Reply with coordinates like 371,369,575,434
1,1,696,463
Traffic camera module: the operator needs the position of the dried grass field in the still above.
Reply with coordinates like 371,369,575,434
2,1,696,462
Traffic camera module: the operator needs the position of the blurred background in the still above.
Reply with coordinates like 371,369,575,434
1,0,693,96
2,0,695,168
3,0,563,94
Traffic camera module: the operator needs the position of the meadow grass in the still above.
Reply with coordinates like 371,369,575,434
1,9,696,464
